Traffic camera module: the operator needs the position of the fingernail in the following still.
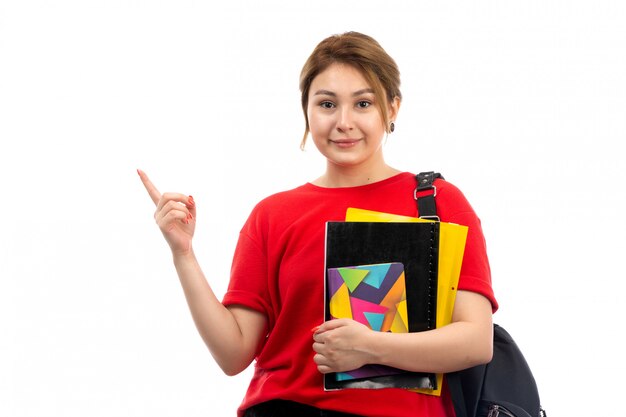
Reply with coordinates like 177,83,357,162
188,195,195,207
311,325,321,333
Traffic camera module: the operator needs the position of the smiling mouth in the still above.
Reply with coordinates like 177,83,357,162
330,138,362,148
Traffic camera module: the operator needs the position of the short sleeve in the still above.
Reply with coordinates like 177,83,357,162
222,217,275,326
435,180,498,312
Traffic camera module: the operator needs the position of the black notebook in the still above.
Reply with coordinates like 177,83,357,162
324,221,439,390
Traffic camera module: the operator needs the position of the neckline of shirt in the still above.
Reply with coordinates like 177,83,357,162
303,172,413,193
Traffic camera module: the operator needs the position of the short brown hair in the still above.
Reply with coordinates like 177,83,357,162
299,32,402,148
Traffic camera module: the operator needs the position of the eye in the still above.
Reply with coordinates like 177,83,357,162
356,100,371,108
320,101,335,109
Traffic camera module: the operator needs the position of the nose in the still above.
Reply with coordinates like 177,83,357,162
336,106,354,132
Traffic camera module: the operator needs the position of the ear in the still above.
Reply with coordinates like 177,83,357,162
388,96,401,122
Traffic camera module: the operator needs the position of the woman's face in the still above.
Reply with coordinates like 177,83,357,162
306,63,397,171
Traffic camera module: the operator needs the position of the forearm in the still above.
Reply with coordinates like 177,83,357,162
138,173,265,375
368,319,493,373
313,291,494,375
172,250,263,376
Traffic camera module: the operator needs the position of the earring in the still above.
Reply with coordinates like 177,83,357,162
390,122,395,133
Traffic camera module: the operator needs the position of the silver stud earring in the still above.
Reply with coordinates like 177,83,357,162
390,122,395,133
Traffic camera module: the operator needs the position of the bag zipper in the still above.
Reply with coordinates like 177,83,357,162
487,404,516,417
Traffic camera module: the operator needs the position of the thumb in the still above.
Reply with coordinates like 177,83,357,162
315,319,349,334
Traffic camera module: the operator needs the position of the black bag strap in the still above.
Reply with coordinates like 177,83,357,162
415,171,470,417
447,371,469,417
414,171,444,220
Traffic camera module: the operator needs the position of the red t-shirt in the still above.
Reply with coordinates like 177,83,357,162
223,172,497,417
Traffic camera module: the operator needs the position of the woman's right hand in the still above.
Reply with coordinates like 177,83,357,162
137,169,196,256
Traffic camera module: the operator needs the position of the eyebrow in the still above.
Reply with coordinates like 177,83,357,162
313,88,375,97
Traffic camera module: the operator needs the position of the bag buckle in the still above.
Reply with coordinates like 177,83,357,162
414,185,440,221
414,185,437,200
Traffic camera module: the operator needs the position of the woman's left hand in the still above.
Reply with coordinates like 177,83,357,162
312,319,373,374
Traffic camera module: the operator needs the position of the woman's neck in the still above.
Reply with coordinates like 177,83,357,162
312,163,401,188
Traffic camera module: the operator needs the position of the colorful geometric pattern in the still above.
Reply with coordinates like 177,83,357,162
327,262,407,380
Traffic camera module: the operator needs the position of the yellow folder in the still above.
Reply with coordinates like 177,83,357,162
345,208,468,396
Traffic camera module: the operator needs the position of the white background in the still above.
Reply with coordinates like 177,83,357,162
1,1,625,416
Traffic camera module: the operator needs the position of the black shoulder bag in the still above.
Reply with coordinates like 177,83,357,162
414,172,546,417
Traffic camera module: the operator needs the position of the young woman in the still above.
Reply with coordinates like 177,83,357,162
139,31,497,417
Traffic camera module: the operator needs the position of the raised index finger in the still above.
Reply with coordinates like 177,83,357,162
137,169,161,206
